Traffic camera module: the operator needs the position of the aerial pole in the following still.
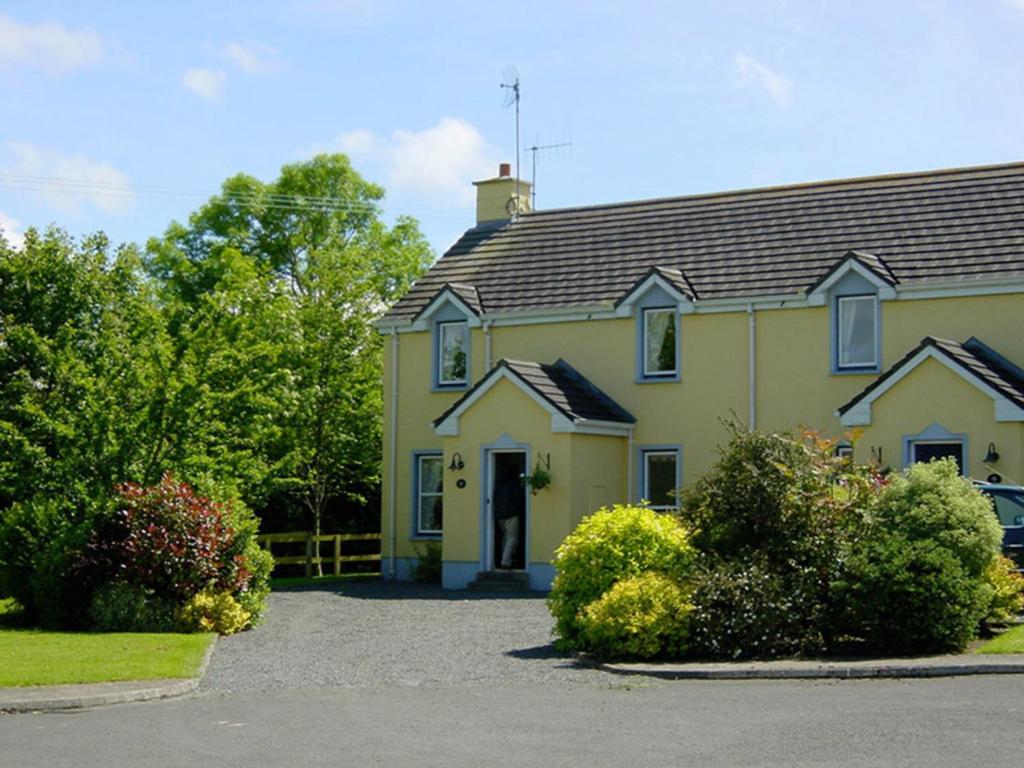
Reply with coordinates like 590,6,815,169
501,67,522,215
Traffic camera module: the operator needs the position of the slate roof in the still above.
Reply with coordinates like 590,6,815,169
384,161,1024,323
837,337,1024,416
433,359,635,428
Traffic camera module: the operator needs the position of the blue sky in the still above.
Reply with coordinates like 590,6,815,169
2,1,1023,256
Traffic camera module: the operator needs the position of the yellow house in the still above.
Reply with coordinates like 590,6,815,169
378,161,1024,590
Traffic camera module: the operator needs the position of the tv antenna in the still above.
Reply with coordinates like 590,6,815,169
500,66,523,215
526,139,572,209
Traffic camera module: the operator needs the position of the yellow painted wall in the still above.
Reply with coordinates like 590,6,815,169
851,357,1024,480
383,290,1024,569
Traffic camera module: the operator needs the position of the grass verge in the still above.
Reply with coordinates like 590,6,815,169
0,598,213,687
974,624,1024,654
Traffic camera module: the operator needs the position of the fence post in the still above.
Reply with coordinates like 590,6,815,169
334,535,342,576
305,534,313,579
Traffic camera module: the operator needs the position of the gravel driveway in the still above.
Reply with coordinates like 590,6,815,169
202,581,611,692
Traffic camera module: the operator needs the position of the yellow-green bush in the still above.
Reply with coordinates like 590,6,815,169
578,572,693,659
547,504,696,649
983,555,1024,625
177,590,251,635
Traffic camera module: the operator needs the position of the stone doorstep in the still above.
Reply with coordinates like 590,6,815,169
0,635,217,714
592,653,1024,680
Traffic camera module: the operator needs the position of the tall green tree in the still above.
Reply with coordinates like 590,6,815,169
147,154,432,546
0,227,170,509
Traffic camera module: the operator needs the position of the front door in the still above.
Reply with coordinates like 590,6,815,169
488,451,527,571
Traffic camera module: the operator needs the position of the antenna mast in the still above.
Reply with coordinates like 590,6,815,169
527,140,572,209
501,67,522,215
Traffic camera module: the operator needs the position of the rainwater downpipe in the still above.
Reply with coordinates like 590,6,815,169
483,319,493,371
388,329,399,579
626,426,635,503
747,303,757,430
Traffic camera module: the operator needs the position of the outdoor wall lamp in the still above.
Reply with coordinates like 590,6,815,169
448,452,465,472
983,442,1000,464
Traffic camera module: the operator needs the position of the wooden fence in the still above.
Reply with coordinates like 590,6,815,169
257,532,382,577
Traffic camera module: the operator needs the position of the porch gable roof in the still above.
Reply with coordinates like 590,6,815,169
433,359,635,437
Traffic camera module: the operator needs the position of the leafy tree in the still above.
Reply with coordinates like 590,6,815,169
147,154,432,552
0,227,170,509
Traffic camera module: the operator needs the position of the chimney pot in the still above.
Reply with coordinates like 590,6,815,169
498,162,511,178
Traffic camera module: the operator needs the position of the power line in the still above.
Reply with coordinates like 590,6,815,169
0,172,471,216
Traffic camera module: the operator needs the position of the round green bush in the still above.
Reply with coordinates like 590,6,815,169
578,572,693,660
688,557,826,659
873,459,1002,578
547,504,696,649
836,533,988,655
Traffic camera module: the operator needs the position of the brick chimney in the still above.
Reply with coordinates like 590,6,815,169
473,162,533,225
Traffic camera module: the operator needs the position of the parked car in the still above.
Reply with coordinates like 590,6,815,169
976,482,1024,570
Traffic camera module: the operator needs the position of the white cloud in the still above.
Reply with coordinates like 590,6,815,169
218,41,285,75
181,67,227,102
313,118,501,205
0,14,104,75
1003,0,1024,11
0,211,24,248
734,53,793,108
5,141,134,214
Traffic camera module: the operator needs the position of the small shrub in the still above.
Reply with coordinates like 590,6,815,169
578,572,693,660
872,460,1002,579
835,534,988,655
89,582,177,632
413,542,442,583
983,555,1024,625
177,590,250,635
689,557,826,659
547,504,696,649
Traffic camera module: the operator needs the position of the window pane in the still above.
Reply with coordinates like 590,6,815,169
419,495,443,532
440,323,468,383
645,309,676,375
645,452,677,508
417,456,443,533
838,296,876,368
419,456,443,495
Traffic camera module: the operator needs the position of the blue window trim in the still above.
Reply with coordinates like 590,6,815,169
830,292,881,375
432,319,470,392
410,450,444,539
636,444,683,510
636,306,681,384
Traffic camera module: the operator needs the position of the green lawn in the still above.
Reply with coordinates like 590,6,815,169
974,624,1024,655
0,598,213,687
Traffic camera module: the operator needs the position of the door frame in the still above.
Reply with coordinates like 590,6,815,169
480,436,530,572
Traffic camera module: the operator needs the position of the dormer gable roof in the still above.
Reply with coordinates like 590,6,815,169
806,251,899,305
614,266,697,316
411,282,483,329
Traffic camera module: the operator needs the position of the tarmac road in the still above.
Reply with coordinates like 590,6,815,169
3,676,1023,767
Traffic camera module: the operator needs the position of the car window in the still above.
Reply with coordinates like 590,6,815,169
989,492,1024,527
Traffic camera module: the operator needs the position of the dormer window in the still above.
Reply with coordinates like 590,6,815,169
836,295,878,370
643,308,678,378
437,320,468,387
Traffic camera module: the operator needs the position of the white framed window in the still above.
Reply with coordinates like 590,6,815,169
836,295,877,370
642,449,679,511
835,442,854,460
437,321,468,386
415,454,444,535
642,307,677,378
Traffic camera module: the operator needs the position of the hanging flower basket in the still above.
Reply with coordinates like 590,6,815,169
522,463,552,495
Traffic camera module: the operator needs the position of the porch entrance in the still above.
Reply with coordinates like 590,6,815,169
487,450,527,571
